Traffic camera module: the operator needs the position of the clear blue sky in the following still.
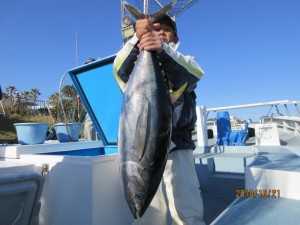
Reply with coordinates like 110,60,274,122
1,0,299,119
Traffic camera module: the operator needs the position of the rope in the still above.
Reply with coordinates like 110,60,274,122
12,203,24,225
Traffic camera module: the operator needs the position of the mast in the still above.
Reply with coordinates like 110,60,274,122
144,0,148,14
76,32,78,67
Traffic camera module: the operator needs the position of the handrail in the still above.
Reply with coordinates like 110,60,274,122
206,100,300,117
207,100,300,112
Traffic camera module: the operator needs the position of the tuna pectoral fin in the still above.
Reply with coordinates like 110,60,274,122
134,97,151,160
114,72,127,93
170,82,187,104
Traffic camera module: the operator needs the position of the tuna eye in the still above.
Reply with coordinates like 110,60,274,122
135,193,145,202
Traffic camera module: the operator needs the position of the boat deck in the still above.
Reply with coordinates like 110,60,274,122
211,196,300,225
194,125,300,224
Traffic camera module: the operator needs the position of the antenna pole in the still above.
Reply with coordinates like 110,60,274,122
76,32,78,66
121,0,125,19
144,0,148,14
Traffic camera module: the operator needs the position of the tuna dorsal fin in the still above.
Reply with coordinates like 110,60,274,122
113,72,127,93
170,82,187,104
124,1,176,21
134,96,151,160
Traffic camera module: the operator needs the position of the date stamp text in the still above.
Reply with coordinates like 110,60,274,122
235,189,281,198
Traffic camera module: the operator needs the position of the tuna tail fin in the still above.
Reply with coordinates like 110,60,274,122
124,1,176,21
170,82,187,104
123,3,146,20
150,1,177,21
114,72,127,93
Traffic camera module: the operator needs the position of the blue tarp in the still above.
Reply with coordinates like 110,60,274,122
216,111,232,145
216,111,249,146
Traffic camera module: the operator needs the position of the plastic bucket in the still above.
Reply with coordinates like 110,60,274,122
54,123,82,142
14,122,49,145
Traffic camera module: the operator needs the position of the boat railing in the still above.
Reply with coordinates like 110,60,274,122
195,100,300,147
206,100,300,117
262,116,300,135
206,100,300,134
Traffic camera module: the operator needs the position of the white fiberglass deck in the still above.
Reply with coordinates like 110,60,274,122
196,144,300,224
0,140,133,225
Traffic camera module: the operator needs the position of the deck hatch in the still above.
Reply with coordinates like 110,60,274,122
68,55,121,146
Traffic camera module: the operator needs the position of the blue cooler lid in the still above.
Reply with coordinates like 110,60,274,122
68,55,122,146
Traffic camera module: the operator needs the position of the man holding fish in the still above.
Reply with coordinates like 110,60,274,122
114,8,205,225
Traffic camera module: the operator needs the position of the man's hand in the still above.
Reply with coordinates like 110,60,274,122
136,20,163,54
135,19,152,40
138,31,163,54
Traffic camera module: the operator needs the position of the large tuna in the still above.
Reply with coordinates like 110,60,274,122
114,1,185,219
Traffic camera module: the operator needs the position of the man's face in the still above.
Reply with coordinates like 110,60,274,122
153,24,178,44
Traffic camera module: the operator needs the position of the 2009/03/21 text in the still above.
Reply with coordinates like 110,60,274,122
235,189,281,198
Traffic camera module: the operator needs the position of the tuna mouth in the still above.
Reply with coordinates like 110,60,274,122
135,207,146,219
135,192,146,217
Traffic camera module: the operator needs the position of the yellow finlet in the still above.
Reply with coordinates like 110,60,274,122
170,82,187,104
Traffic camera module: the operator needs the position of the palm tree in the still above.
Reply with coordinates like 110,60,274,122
48,93,59,121
21,91,31,111
60,85,79,122
49,93,59,105
6,86,16,96
61,85,77,99
21,91,30,101
30,88,41,105
6,86,16,105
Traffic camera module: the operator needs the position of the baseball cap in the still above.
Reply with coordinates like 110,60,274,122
154,14,177,37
